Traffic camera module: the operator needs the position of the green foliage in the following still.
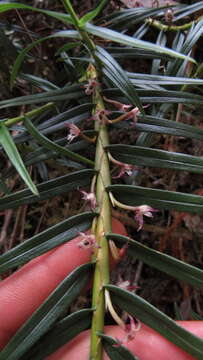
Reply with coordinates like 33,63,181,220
0,1,203,360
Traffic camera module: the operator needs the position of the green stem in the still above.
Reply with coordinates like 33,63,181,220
62,0,80,27
4,102,55,127
88,65,112,360
61,3,112,358
146,15,203,32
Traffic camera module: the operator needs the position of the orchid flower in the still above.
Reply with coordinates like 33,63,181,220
77,232,98,250
134,205,157,231
65,123,80,143
80,190,97,210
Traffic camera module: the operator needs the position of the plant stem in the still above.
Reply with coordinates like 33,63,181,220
62,0,79,27
4,102,55,127
146,15,203,32
61,3,112,358
88,65,112,360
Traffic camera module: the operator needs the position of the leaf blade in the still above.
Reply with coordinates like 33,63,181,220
0,125,38,195
0,263,93,360
106,234,203,289
106,285,203,360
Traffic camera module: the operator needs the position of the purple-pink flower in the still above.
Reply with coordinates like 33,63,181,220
114,314,141,347
117,279,138,292
113,163,137,178
134,205,157,231
65,123,80,143
80,190,97,210
77,232,98,250
84,79,99,95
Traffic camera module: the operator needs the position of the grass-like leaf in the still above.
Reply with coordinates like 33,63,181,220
0,125,38,195
104,88,203,104
80,0,108,25
24,117,94,166
174,1,203,22
23,138,89,167
108,185,203,214
135,115,203,141
99,333,138,360
0,263,93,360
0,211,96,274
23,309,93,360
106,285,203,360
95,46,143,112
0,84,83,109
127,71,203,86
107,144,203,174
13,103,93,144
101,6,171,29
0,169,95,210
85,23,195,63
107,46,174,61
0,2,73,24
106,234,203,289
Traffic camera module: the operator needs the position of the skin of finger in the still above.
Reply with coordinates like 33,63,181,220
47,322,203,360
0,218,126,348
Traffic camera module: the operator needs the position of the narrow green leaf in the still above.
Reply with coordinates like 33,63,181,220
107,46,174,61
0,3,73,24
79,0,108,25
103,88,203,105
23,138,89,167
20,73,59,91
107,144,203,174
174,1,203,22
85,23,195,63
95,46,143,112
14,103,93,144
99,333,138,360
24,117,94,166
0,125,38,195
0,263,93,360
135,115,203,142
108,185,203,214
0,84,83,109
0,169,95,210
106,234,203,289
104,6,170,29
106,285,203,360
127,72,203,86
24,309,93,360
0,211,96,274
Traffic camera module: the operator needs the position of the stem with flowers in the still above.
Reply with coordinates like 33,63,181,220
88,64,112,360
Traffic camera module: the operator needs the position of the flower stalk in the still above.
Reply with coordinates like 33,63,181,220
88,64,112,360
4,102,55,127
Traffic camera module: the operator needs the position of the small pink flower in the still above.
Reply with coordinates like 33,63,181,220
114,314,141,347
125,315,140,342
77,232,98,250
65,123,80,143
80,190,97,210
84,79,99,95
113,164,137,178
92,109,111,125
117,279,138,292
134,205,157,231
